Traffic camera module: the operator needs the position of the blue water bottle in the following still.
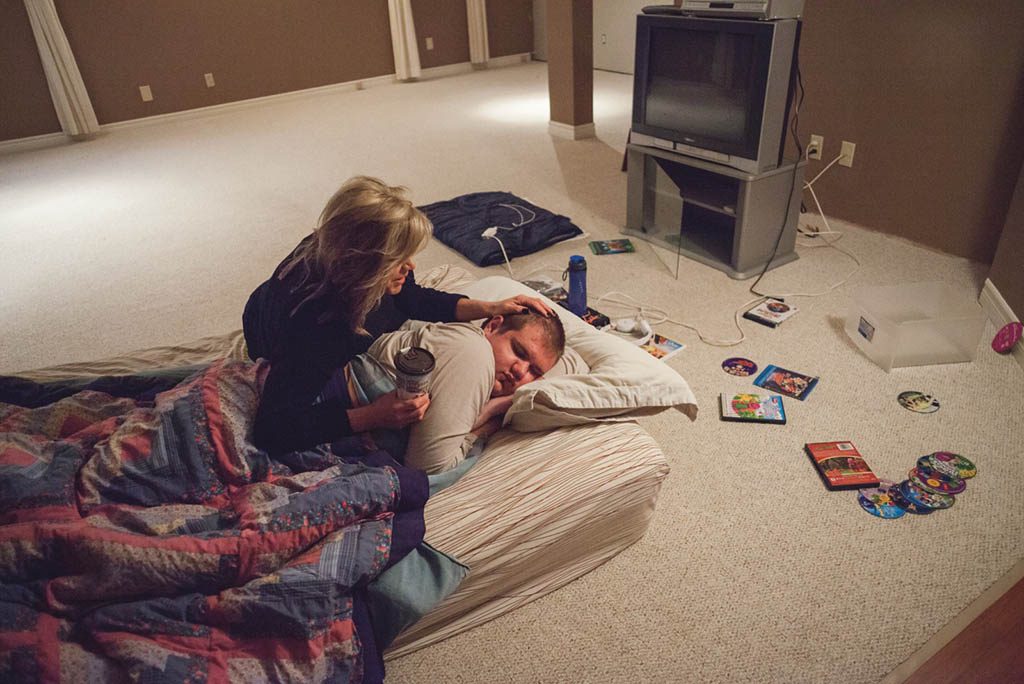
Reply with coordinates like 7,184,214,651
566,255,587,317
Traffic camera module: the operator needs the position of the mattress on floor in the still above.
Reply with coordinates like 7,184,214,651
11,264,671,658
387,419,668,657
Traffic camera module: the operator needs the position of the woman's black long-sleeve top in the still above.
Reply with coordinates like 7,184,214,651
243,238,464,455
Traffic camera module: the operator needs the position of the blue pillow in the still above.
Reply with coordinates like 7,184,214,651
365,542,469,648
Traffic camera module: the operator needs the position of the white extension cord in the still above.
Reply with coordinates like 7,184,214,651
480,203,539,278
525,146,863,348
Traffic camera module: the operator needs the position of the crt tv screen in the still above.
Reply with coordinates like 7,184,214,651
633,15,797,172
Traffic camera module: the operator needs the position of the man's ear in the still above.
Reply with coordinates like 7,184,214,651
482,315,504,336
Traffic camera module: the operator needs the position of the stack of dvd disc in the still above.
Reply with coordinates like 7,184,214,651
856,451,977,519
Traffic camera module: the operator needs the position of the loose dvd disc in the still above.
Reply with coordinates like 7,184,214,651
900,479,955,510
722,357,757,377
992,321,1022,353
909,467,966,495
890,481,934,515
930,451,977,479
898,391,940,414
915,456,967,489
857,480,906,519
923,453,960,479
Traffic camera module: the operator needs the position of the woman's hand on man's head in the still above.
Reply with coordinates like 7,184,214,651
490,294,555,318
456,295,556,322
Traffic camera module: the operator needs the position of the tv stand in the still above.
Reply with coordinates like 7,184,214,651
624,143,805,280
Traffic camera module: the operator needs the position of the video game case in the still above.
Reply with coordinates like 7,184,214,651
589,239,635,255
743,298,798,328
719,392,786,424
641,333,685,361
519,278,567,303
556,301,610,328
753,364,818,401
804,441,880,490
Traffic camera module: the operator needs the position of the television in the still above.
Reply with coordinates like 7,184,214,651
631,14,800,174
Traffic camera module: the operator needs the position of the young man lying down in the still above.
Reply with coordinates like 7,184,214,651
326,312,565,474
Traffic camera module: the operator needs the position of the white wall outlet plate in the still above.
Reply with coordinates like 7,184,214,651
840,141,856,167
139,85,153,102
204,73,215,88
808,134,823,160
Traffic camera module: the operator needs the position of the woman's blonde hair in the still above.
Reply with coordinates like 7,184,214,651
280,176,432,332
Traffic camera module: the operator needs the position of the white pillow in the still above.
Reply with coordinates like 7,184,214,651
456,276,698,431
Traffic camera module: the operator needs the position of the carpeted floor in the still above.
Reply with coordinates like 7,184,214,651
1,62,1021,683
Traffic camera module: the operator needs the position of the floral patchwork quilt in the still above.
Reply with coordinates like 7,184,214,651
0,360,427,683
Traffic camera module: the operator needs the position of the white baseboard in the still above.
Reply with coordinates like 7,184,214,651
979,278,1023,369
420,53,531,80
419,62,474,80
548,121,596,140
101,74,396,133
0,131,69,155
2,54,534,149
487,53,531,68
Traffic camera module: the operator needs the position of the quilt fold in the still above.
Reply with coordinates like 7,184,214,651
0,360,427,683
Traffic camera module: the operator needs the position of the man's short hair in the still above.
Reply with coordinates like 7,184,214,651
494,312,566,359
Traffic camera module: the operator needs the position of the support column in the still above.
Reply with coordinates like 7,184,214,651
546,0,594,140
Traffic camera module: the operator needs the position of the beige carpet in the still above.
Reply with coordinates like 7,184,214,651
2,62,1021,683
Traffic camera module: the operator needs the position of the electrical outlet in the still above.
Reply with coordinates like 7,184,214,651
139,85,153,102
425,36,434,50
840,141,856,167
601,33,607,45
808,134,823,160
204,72,215,88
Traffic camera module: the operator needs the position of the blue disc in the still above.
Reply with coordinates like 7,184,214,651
900,479,955,510
890,480,934,515
857,481,906,519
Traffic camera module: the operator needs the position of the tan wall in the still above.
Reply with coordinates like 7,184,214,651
989,165,1024,317
0,0,61,138
1,1,533,142
796,2,1024,263
412,0,470,69
53,0,395,126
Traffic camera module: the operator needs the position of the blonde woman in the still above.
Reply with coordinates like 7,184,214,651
243,176,552,456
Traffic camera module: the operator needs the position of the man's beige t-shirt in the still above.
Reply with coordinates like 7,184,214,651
367,322,494,474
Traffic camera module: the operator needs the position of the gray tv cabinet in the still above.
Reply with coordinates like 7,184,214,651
624,143,806,280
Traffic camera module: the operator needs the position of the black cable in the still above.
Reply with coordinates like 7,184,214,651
747,45,805,299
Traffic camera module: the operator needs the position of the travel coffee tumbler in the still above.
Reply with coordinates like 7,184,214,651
393,347,435,399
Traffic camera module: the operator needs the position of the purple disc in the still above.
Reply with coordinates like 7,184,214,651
722,357,758,377
909,467,966,495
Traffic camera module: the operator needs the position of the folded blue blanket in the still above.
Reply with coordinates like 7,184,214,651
419,191,583,267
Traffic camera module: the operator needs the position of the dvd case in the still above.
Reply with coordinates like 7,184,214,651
640,333,685,361
753,364,818,400
743,298,798,328
804,441,880,490
589,239,635,255
719,392,786,424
